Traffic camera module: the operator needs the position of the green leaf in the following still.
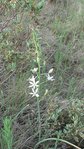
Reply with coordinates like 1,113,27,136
36,0,45,10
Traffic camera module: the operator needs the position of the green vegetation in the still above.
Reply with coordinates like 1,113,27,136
0,0,84,149
0,117,13,149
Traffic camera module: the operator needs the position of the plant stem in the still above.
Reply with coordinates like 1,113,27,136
34,138,81,149
32,29,41,140
37,97,41,141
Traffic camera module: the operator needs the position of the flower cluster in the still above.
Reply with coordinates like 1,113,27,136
29,68,54,98
29,75,39,98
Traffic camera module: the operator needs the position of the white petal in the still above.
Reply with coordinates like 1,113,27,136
29,92,33,95
29,76,35,82
36,81,39,84
29,81,33,85
36,94,39,97
48,68,53,74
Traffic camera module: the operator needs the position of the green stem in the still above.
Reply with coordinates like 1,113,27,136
37,97,41,141
37,55,41,141
34,138,81,149
32,29,41,140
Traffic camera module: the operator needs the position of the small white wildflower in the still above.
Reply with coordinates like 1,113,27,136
46,73,55,81
48,68,54,74
29,88,39,97
31,68,38,73
29,75,39,89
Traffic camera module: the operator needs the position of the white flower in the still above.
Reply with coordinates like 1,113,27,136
48,68,54,74
29,88,39,97
29,75,39,89
46,73,55,81
29,75,39,98
31,68,38,73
